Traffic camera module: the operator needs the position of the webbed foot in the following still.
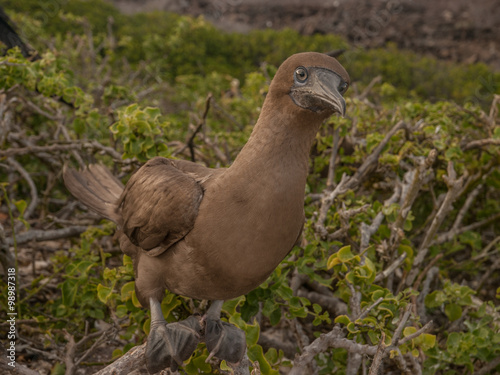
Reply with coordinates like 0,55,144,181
204,300,246,364
146,299,202,373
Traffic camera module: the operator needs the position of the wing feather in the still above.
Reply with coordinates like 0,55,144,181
119,157,205,255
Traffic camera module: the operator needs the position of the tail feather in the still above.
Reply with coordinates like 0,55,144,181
63,164,124,224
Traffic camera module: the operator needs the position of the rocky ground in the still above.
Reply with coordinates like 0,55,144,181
109,0,500,71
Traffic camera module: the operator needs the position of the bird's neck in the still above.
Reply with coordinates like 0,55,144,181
230,99,323,174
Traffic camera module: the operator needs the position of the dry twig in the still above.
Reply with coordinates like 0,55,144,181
315,121,407,239
407,162,466,285
6,226,91,246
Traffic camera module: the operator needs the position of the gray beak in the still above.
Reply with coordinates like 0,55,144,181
312,69,347,117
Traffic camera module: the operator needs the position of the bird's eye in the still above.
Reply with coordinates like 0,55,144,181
338,81,348,95
294,67,308,83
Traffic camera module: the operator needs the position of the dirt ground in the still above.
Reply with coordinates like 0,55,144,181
109,0,500,71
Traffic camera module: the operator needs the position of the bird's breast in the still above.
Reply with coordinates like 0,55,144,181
166,168,306,300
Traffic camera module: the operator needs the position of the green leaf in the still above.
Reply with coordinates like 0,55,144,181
364,257,376,273
313,303,322,314
334,315,350,325
50,363,65,375
262,299,275,317
346,322,359,333
223,296,245,315
446,332,461,349
103,267,117,280
270,307,282,325
245,320,260,346
73,117,86,134
97,284,113,304
116,305,128,318
121,281,136,301
327,253,341,269
367,331,380,345
61,279,78,307
75,260,94,275
378,303,395,317
111,348,123,359
144,106,161,120
265,347,279,365
247,344,279,375
220,360,231,371
161,293,182,320
444,303,463,322
289,306,308,319
191,354,212,372
425,290,446,308
123,255,133,265
345,271,355,284
458,231,482,251
494,126,500,139
338,245,355,262
403,326,417,337
14,199,27,216
445,146,463,161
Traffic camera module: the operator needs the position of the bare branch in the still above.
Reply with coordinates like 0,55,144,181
352,121,406,183
462,138,500,151
416,267,439,322
173,93,213,162
6,226,91,246
290,326,378,375
361,183,401,250
472,235,500,261
23,98,58,121
259,331,296,359
450,181,483,232
92,342,251,375
392,304,413,345
473,355,500,375
7,157,38,221
374,253,407,283
316,121,407,239
397,321,433,346
315,173,351,238
297,289,348,317
326,127,341,190
435,212,500,244
358,75,382,101
358,297,384,320
406,162,467,286
391,348,411,375
367,332,385,375
0,140,127,162
392,150,437,242
93,343,146,375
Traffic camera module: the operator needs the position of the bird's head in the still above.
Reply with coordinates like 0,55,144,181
269,52,350,118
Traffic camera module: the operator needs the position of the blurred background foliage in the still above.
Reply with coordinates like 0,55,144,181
3,0,499,106
0,0,499,374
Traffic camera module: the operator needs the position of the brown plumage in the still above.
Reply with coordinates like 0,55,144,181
64,52,349,371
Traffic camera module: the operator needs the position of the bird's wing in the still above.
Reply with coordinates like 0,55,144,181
119,157,208,256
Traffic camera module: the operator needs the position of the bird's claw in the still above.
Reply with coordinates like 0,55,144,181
146,315,202,373
204,318,246,364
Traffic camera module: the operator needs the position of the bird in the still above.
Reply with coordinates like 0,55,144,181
63,51,349,373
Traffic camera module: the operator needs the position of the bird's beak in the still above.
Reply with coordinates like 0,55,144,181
311,69,346,117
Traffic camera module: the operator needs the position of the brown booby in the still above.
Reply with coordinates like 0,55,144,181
63,52,349,373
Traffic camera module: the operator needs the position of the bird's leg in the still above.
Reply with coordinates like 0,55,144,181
204,300,246,364
145,298,202,373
